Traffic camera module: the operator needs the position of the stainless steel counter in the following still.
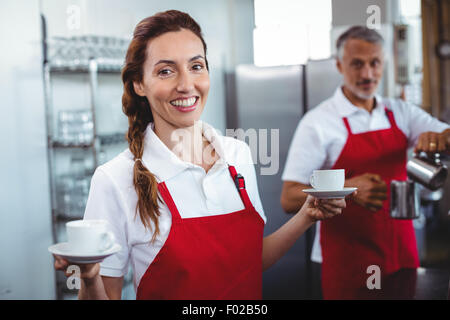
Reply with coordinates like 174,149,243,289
413,268,449,300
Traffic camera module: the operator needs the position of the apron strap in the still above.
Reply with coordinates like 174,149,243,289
384,107,399,130
228,165,254,210
342,117,353,135
157,182,182,223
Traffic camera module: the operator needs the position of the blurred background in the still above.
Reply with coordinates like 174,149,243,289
0,0,449,299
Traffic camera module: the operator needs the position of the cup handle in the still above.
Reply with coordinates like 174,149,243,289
99,231,115,252
310,175,316,189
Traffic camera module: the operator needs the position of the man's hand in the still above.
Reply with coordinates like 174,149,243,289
345,173,387,212
414,129,450,154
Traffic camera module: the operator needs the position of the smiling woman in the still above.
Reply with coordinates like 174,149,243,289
53,9,348,301
121,12,211,240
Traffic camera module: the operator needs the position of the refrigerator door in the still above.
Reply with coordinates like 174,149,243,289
0,1,54,299
229,64,307,298
305,58,343,110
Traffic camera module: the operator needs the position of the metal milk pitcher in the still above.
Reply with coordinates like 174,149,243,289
390,180,419,219
406,153,448,191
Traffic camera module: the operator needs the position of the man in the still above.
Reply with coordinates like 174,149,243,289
280,26,450,299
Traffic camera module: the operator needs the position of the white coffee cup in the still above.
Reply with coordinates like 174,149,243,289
310,169,345,191
66,219,115,254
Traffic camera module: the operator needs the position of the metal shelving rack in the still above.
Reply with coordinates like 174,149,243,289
41,15,132,299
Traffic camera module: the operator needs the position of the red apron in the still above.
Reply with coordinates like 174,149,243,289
320,108,419,299
136,165,264,300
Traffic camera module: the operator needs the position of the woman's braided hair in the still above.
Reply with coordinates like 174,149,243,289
121,10,208,242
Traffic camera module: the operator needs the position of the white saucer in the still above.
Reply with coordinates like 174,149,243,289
303,187,357,199
48,242,122,264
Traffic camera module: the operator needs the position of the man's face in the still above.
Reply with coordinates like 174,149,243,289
337,38,384,100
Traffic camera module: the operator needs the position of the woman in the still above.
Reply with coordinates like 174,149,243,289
54,10,347,300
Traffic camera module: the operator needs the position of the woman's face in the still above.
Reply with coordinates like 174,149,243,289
134,29,210,130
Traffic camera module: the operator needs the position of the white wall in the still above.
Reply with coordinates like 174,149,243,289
0,0,55,299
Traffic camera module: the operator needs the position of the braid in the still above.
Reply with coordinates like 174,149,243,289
129,120,161,243
123,70,161,243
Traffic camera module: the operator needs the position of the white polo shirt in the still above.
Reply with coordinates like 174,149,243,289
282,86,449,263
83,121,266,292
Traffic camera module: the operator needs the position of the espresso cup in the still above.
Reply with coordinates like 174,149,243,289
309,169,345,191
66,219,115,254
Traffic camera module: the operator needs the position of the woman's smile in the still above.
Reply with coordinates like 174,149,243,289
170,96,199,112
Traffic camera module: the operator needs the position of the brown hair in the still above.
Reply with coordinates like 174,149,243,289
121,10,209,242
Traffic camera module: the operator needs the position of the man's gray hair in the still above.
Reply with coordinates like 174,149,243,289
336,26,384,60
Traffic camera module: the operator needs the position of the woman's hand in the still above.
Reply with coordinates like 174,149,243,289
53,254,100,282
53,255,115,299
262,193,353,271
301,195,347,222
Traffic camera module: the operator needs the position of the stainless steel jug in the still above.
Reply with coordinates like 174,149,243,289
406,153,448,191
390,180,419,219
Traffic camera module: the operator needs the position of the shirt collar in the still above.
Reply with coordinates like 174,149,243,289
332,86,384,117
141,121,228,182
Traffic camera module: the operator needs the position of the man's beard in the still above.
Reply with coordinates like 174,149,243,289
346,79,378,100
353,89,374,100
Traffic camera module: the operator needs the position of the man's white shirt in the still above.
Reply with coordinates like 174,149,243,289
282,86,449,263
